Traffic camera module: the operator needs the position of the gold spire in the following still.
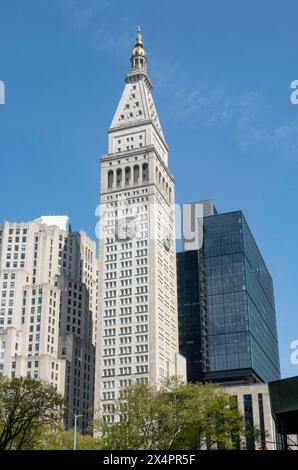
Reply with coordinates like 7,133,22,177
132,26,147,58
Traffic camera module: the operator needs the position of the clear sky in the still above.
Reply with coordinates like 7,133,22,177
0,0,297,379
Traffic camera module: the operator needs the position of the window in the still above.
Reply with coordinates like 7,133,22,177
243,394,255,450
142,163,148,181
108,170,113,189
258,393,266,449
125,167,131,185
116,169,122,187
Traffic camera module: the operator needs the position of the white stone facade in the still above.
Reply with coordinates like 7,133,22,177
95,28,186,420
0,217,98,432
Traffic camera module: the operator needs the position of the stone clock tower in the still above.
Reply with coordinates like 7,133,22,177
95,28,186,420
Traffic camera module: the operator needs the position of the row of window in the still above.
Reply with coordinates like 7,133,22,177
103,334,148,345
105,267,148,279
8,228,28,235
103,365,148,377
5,261,25,268
103,344,148,356
104,315,148,326
104,354,148,365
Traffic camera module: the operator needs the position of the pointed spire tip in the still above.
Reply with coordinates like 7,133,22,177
130,25,147,72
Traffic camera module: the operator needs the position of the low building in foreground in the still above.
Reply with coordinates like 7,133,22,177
224,379,298,450
224,383,277,450
268,376,298,450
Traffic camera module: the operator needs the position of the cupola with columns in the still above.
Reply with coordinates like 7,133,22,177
130,26,148,73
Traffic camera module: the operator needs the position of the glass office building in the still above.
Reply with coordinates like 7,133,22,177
177,204,280,384
177,250,209,382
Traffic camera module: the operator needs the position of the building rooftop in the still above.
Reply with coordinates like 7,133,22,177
33,215,70,232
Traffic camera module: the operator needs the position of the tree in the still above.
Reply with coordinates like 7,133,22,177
170,380,246,450
0,376,64,450
94,377,254,450
36,428,102,450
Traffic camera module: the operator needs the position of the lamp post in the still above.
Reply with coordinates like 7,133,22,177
64,406,83,450
73,412,83,450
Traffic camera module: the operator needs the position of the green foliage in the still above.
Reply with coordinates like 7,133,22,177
94,377,257,450
0,376,64,450
0,375,261,450
36,428,102,450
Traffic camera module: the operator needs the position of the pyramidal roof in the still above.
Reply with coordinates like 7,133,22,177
110,27,165,142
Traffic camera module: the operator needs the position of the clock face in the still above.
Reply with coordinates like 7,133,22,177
115,217,137,241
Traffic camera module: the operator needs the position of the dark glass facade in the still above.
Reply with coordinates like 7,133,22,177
177,210,280,384
177,250,208,382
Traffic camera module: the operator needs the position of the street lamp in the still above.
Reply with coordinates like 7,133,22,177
64,406,83,450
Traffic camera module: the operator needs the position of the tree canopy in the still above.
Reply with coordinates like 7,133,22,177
0,376,259,450
95,377,257,450
35,427,102,450
0,376,64,450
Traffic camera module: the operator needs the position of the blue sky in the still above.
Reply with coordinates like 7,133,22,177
0,0,298,378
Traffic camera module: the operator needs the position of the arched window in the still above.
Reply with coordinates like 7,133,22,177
159,172,161,188
125,167,131,185
169,187,172,204
166,182,169,200
116,168,122,187
162,177,165,194
134,165,140,183
142,163,148,181
108,170,113,189
155,166,158,183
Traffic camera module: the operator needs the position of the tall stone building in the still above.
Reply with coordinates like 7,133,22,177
0,216,98,432
95,28,186,420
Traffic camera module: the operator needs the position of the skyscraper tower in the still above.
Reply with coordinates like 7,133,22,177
0,216,98,432
95,28,186,419
177,201,280,385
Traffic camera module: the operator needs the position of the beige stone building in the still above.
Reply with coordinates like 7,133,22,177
224,383,278,450
0,216,98,432
95,28,186,420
